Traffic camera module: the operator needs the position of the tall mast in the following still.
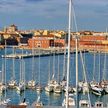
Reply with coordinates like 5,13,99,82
93,52,96,81
98,52,101,82
32,38,35,80
4,40,7,99
76,36,79,108
57,49,60,83
66,0,72,108
12,46,15,80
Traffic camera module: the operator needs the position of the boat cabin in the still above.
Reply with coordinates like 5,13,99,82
95,101,103,108
79,100,90,107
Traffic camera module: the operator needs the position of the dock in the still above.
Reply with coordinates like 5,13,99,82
1,52,64,59
1,48,88,59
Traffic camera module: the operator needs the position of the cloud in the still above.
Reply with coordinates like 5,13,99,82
25,0,45,2
75,0,108,6
0,0,67,17
1,0,108,31
0,0,26,13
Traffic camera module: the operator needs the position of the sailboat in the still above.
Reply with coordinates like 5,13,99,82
45,55,53,92
79,99,90,107
0,40,11,105
19,98,29,106
90,52,104,96
16,58,25,94
53,83,62,94
79,51,90,94
19,61,29,106
60,42,67,88
62,0,92,107
8,46,17,89
16,48,26,94
33,95,43,108
0,63,6,94
46,38,61,94
94,101,104,108
62,0,75,106
100,45,108,94
36,49,43,92
27,39,36,89
62,96,75,107
53,50,62,94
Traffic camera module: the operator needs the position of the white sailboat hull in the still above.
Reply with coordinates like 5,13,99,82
62,97,75,107
91,86,103,96
27,80,35,89
53,85,62,94
45,85,53,92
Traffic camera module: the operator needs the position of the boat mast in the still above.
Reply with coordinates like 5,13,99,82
21,48,24,82
98,52,101,82
76,36,79,108
66,0,72,108
102,29,108,80
4,40,7,99
1,62,4,84
63,46,66,79
102,49,106,80
57,49,60,83
38,48,41,86
93,52,96,81
32,38,35,80
12,46,15,80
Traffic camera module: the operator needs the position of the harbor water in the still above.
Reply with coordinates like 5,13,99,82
0,48,108,106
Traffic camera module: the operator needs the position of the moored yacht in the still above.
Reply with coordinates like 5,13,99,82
90,80,97,88
8,79,17,89
33,96,43,108
47,79,58,90
0,81,6,94
27,80,36,89
63,85,74,93
100,80,108,94
91,85,104,96
16,81,25,94
0,98,11,105
82,82,90,94
36,84,43,92
8,47,17,89
90,81,104,96
60,76,67,88
19,98,29,106
45,85,53,92
79,100,90,107
62,96,75,107
53,84,62,94
95,101,104,108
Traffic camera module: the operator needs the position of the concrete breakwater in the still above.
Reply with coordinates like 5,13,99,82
1,48,88,59
1,51,65,59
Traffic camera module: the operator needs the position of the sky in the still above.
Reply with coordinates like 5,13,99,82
0,0,108,31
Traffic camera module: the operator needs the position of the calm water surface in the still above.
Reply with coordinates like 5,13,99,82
0,48,108,106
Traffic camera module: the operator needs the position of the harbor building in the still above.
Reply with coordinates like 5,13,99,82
4,24,18,33
28,35,65,48
70,35,108,52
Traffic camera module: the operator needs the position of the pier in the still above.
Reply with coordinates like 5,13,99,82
1,48,88,59
1,51,64,59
